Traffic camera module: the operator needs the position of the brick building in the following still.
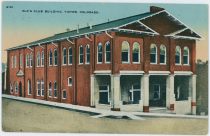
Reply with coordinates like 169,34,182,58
6,6,201,114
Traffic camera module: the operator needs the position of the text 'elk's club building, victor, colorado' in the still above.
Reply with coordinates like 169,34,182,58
7,6,201,115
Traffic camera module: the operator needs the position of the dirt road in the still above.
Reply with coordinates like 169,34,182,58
2,98,208,134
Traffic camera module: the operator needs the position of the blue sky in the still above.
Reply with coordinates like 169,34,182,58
2,2,209,63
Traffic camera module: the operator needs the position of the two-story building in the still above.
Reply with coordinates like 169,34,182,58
6,6,201,115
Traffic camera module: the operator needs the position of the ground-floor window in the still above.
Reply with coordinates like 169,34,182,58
62,90,67,99
28,80,32,95
37,80,41,96
41,80,44,96
15,82,18,94
54,81,57,98
129,84,141,104
48,82,52,97
10,83,13,93
99,85,110,104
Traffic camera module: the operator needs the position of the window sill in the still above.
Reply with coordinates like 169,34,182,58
122,62,130,64
183,64,190,66
159,63,167,65
132,62,140,64
62,98,67,100
150,63,157,65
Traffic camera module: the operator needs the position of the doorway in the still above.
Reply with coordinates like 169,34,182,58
19,82,22,97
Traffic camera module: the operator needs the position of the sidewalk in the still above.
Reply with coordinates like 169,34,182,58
2,94,208,120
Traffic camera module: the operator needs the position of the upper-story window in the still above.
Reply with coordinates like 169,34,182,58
175,46,181,65
14,55,16,68
11,56,13,68
97,43,103,64
79,45,84,64
48,82,52,97
183,47,189,65
121,41,130,63
132,42,140,63
28,80,31,95
20,54,23,68
36,51,41,67
49,50,53,66
29,53,33,67
68,47,73,65
105,41,111,63
26,54,29,67
160,45,166,64
86,44,90,64
54,81,57,98
63,48,67,65
54,49,58,66
68,77,72,86
41,51,44,66
150,44,157,64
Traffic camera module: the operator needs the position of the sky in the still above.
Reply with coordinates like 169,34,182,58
1,1,209,63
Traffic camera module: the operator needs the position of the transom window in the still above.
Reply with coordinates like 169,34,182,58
79,45,84,64
63,48,67,65
68,47,73,65
105,41,111,63
86,44,90,64
150,44,157,64
132,42,140,63
160,45,166,64
49,50,53,66
121,41,130,63
183,47,189,65
54,49,58,66
175,46,181,64
97,43,103,63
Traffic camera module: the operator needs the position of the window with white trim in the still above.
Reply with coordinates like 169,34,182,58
10,83,13,93
15,82,18,94
105,41,111,63
54,81,57,98
183,47,189,65
99,85,110,104
54,49,58,66
132,42,140,63
41,80,44,96
26,54,30,67
62,90,67,99
121,41,130,63
160,45,166,64
41,51,44,66
150,44,157,64
79,45,84,64
37,80,41,96
37,51,41,67
20,54,23,68
68,77,72,86
11,56,13,68
28,80,31,95
129,84,141,104
49,50,53,66
63,48,67,65
175,46,181,64
97,43,103,63
68,47,73,65
48,82,52,97
86,44,90,64
29,53,33,67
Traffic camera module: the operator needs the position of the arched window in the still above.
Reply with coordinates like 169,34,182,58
79,45,84,64
30,53,33,67
160,45,166,64
63,48,67,65
28,80,31,95
54,49,58,66
48,82,52,97
150,44,157,64
105,41,111,63
97,43,103,63
175,46,181,64
54,81,57,98
86,45,90,64
41,51,44,66
15,82,18,93
121,41,130,63
49,50,53,66
68,47,72,65
183,47,189,65
41,80,44,96
36,51,40,67
132,42,140,63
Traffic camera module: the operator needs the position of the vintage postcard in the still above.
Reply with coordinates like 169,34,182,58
1,0,208,135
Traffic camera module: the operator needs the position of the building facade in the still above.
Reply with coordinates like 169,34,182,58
6,6,201,114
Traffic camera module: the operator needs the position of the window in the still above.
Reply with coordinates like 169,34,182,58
28,80,31,95
10,83,13,93
97,43,103,63
175,46,181,64
160,45,166,64
129,84,141,104
105,41,111,63
54,81,57,98
132,42,140,63
48,82,52,97
41,51,44,66
37,80,41,96
68,77,72,86
26,54,30,67
183,47,189,65
153,84,160,100
49,50,53,66
54,49,58,66
68,47,73,65
20,54,23,68
36,52,41,67
15,82,18,93
11,56,13,68
99,85,110,104
63,48,67,65
79,45,84,64
86,44,90,64
150,44,157,64
29,53,33,67
41,80,44,96
62,90,67,99
121,41,130,63
14,55,16,68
